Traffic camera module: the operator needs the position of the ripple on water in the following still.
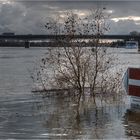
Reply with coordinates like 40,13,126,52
0,48,140,139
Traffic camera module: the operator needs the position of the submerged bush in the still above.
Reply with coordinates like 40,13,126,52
32,9,125,105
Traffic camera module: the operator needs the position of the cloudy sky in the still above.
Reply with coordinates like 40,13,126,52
1,0,140,34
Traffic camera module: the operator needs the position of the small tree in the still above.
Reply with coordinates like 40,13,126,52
130,31,140,36
33,9,124,105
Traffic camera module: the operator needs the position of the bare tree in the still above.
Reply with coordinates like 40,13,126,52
32,9,124,105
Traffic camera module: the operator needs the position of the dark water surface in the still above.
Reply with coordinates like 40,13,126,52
0,47,140,139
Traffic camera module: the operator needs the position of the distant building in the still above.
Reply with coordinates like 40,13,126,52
2,32,15,36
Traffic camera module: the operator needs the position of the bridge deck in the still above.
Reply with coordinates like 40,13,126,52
0,34,140,40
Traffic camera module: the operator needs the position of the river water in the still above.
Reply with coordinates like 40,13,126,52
0,47,140,139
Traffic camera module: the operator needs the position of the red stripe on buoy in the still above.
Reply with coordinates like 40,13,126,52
128,85,140,96
129,68,140,80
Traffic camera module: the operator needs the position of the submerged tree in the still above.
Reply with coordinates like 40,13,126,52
32,9,124,105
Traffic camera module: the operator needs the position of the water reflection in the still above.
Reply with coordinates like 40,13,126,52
123,108,140,139
34,94,128,139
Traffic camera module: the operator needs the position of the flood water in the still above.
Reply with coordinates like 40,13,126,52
0,47,140,139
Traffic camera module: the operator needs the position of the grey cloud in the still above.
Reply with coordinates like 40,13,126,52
0,1,140,34
109,20,140,34
0,2,48,34
107,2,140,18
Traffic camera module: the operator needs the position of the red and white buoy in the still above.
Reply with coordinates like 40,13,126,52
124,67,140,107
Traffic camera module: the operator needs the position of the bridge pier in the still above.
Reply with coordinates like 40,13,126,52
25,41,30,48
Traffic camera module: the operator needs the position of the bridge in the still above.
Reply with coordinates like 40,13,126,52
0,34,140,49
